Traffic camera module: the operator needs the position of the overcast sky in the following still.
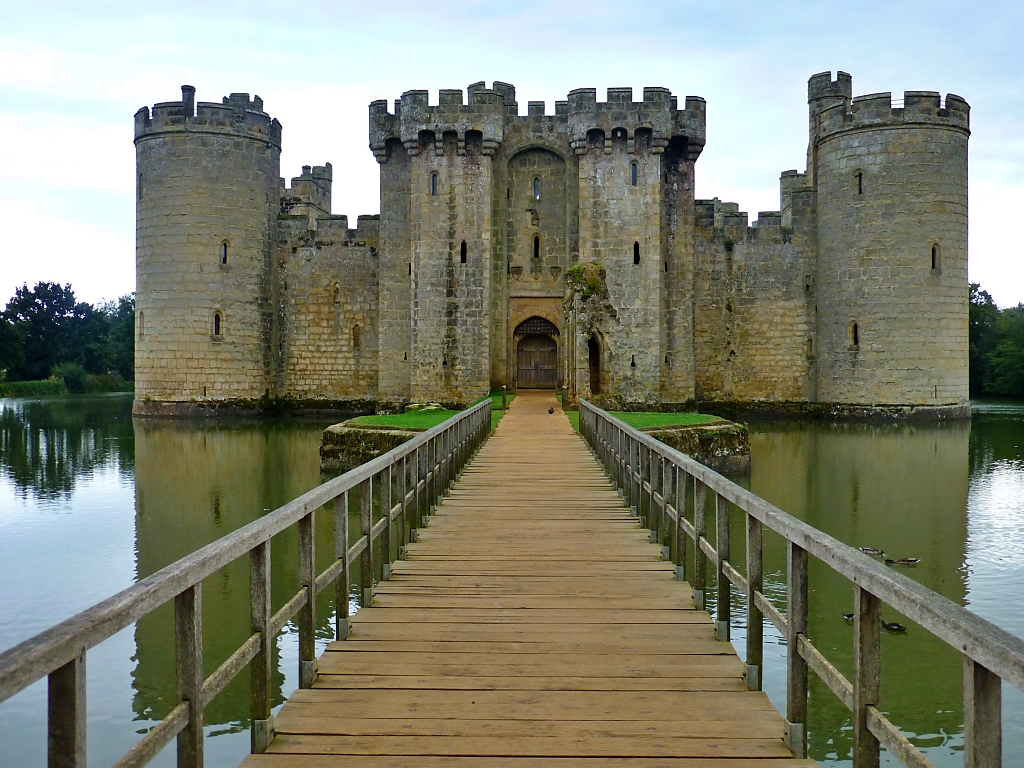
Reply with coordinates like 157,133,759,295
2,0,1022,306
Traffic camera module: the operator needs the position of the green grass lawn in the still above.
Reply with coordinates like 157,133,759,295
348,390,516,432
565,410,720,433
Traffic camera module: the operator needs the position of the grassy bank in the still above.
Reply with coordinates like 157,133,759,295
0,375,133,398
347,390,517,433
565,410,720,433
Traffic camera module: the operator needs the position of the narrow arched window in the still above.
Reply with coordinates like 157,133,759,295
533,236,540,259
352,324,361,351
213,312,222,338
333,283,341,303
137,173,143,201
851,322,859,347
533,177,540,200
633,242,640,265
931,244,939,270
460,241,467,263
431,173,438,196
138,311,145,339
220,241,229,265
408,262,412,275
631,163,638,187
855,171,863,195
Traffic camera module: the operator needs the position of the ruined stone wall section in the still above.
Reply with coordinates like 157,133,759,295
813,83,970,406
276,216,379,401
134,88,281,409
694,202,816,403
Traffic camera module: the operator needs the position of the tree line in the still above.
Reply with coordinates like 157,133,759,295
970,283,1024,397
0,282,134,392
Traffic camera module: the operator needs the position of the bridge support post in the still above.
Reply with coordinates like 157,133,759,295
382,464,393,580
693,479,707,611
334,492,350,639
250,542,274,752
298,511,317,688
745,513,763,691
853,586,881,767
786,542,808,759
175,584,204,767
715,493,730,641
361,477,373,608
48,652,86,768
964,657,1001,768
673,466,686,582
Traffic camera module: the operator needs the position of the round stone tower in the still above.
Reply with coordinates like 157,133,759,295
810,72,970,412
134,86,282,413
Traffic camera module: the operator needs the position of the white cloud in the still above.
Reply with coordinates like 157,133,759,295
0,199,134,306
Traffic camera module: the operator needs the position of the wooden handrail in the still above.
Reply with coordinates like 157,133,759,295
0,398,492,768
579,398,1024,768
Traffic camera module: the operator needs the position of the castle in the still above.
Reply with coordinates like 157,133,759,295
133,72,971,417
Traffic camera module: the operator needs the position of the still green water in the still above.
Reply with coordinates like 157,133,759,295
0,393,1021,765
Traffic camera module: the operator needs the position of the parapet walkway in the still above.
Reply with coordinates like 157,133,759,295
243,390,814,766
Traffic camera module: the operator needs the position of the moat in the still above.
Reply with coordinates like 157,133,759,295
0,393,1021,766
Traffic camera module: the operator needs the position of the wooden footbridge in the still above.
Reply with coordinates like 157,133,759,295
2,391,1023,768
248,391,805,766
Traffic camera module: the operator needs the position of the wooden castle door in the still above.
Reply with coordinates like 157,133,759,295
517,334,557,389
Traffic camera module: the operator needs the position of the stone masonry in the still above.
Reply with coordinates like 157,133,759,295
134,72,971,418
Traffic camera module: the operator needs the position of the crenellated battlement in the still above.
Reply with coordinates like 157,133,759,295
813,78,969,140
134,86,282,147
281,163,332,216
369,82,706,163
565,87,705,159
369,82,508,162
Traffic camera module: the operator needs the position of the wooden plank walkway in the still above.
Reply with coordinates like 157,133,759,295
242,390,814,767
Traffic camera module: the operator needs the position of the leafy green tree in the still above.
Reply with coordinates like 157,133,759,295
103,294,135,380
988,306,1024,397
969,283,1000,396
0,283,135,383
3,282,85,380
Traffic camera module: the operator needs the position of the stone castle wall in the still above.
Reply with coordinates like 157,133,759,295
134,72,971,418
276,215,379,403
134,88,281,412
693,202,816,403
811,75,970,406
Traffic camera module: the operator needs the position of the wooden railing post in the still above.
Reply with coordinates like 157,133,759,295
382,463,393,580
786,542,808,759
175,584,203,768
298,511,317,688
715,493,730,641
412,446,421,540
48,652,86,768
627,437,636,513
334,492,350,638
644,446,653,528
853,586,881,768
964,657,1001,768
361,477,373,607
693,478,707,610
250,541,273,752
398,458,408,559
745,513,763,691
658,457,670,558
674,466,686,582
